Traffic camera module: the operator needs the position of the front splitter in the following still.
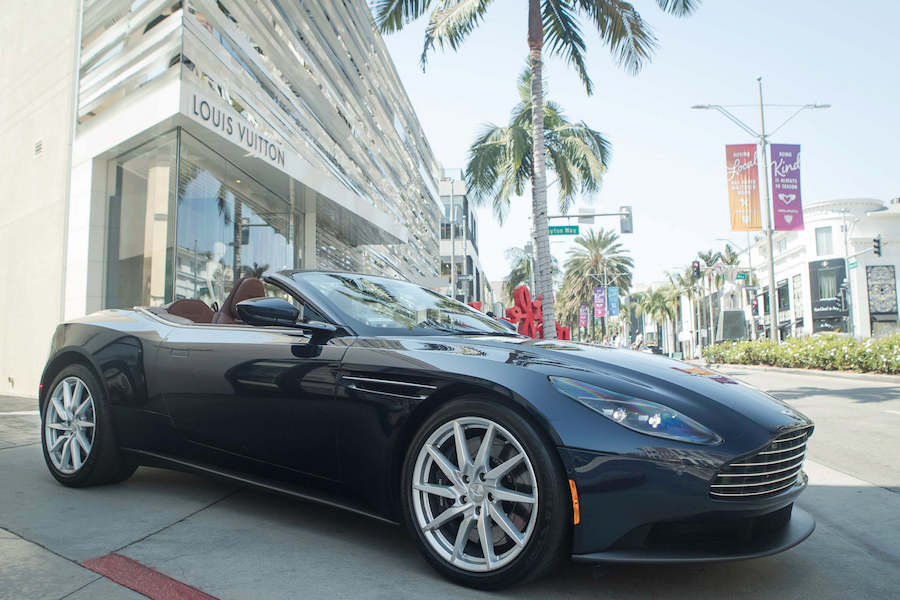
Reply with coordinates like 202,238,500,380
572,506,815,564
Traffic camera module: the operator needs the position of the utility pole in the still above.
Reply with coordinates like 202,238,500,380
449,178,456,300
840,209,856,336
693,80,829,342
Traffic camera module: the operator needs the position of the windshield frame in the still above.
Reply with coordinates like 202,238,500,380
272,270,520,338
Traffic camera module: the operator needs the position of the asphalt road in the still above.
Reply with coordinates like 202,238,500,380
1,366,898,599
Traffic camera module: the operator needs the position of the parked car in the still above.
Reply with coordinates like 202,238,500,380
39,271,815,589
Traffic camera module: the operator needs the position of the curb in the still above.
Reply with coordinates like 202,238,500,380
701,362,900,384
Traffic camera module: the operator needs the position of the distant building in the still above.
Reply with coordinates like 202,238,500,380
438,170,496,308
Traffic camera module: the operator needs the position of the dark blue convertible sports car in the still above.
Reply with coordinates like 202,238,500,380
39,270,815,589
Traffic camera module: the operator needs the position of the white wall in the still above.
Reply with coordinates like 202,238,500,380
0,1,79,397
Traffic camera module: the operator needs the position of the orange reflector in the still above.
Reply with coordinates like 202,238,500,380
568,479,580,525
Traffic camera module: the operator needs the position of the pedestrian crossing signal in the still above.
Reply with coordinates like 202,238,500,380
873,235,882,257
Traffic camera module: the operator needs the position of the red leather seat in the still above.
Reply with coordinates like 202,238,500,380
212,277,266,324
164,299,214,324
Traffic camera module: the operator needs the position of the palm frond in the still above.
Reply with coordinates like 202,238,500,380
421,0,494,67
373,0,434,33
574,0,658,75
542,0,592,93
654,0,700,17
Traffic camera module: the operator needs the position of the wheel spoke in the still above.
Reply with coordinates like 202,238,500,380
488,502,525,546
424,504,467,531
473,423,495,472
48,434,66,454
452,420,472,471
426,444,464,489
71,381,84,412
60,437,72,470
73,420,94,429
47,423,68,431
75,430,91,454
477,510,495,569
413,482,456,499
491,486,535,504
74,396,91,418
71,436,82,470
51,397,67,422
485,453,524,481
62,381,73,412
453,513,476,560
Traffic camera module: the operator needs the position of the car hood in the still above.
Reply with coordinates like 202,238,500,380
441,336,811,434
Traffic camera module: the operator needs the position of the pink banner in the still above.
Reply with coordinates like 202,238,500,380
593,287,607,318
725,144,762,231
770,144,803,230
578,305,588,327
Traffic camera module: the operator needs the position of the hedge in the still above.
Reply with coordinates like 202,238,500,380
702,333,900,375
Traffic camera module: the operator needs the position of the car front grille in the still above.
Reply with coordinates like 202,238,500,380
710,426,813,500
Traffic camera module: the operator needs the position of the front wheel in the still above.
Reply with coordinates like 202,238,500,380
41,364,136,487
402,398,570,589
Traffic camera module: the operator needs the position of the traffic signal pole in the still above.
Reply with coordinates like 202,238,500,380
757,78,779,342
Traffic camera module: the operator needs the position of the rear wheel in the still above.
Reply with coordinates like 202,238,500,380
41,364,136,487
402,398,569,589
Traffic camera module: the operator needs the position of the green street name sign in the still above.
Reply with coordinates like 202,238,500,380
848,260,857,270
735,272,748,280
549,225,579,235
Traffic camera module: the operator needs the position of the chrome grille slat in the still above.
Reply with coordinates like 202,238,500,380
730,449,807,467
710,426,812,500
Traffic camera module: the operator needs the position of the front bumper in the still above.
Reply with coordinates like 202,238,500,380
559,446,814,560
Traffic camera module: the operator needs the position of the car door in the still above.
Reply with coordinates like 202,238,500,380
157,320,350,482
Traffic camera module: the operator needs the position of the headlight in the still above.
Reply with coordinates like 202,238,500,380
550,376,722,445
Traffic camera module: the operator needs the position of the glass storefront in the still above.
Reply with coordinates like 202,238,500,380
106,128,304,309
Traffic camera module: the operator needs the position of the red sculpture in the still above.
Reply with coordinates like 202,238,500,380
504,285,571,340
467,301,482,312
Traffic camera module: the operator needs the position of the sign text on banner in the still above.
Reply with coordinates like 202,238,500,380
593,287,607,318
725,144,762,231
770,144,803,230
578,305,588,327
607,286,620,317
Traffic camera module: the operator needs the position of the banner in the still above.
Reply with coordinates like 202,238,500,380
578,305,589,327
607,287,620,317
770,144,803,230
593,287,607,318
725,144,762,231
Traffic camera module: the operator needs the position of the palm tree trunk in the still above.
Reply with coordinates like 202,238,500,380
528,0,555,339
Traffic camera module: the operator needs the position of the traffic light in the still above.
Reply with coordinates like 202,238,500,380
873,235,882,257
691,260,701,278
619,206,633,234
751,298,759,314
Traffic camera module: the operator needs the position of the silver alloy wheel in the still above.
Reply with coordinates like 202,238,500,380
44,376,96,475
411,416,539,573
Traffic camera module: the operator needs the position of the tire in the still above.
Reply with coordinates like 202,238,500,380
402,397,570,589
40,363,137,487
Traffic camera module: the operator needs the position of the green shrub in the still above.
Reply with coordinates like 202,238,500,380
702,334,900,375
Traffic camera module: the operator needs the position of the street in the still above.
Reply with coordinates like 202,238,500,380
1,366,899,600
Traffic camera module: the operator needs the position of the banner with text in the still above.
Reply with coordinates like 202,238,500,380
607,287,620,317
593,287,607,318
770,144,803,230
725,144,762,231
579,305,589,327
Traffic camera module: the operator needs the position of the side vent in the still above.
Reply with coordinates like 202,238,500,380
340,375,436,400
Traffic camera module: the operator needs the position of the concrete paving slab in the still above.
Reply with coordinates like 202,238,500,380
0,529,102,600
64,576,148,600
0,445,237,562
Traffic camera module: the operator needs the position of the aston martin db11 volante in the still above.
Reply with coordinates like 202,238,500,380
39,271,815,589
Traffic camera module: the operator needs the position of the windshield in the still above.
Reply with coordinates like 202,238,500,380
293,272,518,337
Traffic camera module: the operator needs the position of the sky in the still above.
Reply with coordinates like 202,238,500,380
379,0,900,289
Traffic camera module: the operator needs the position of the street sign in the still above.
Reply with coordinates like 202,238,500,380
736,272,748,280
848,260,857,270
549,225,579,235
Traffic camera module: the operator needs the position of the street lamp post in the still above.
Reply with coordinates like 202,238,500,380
693,79,829,342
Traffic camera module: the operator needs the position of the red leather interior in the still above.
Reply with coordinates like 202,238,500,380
211,277,266,324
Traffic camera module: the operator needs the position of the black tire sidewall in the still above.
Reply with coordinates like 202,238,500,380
401,396,569,589
40,364,124,486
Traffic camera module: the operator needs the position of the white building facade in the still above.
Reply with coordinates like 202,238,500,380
0,0,443,396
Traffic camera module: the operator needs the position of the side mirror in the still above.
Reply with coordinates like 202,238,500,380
236,297,300,327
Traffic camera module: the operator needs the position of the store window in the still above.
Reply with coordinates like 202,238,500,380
174,131,303,307
105,132,178,309
815,226,833,256
105,129,304,309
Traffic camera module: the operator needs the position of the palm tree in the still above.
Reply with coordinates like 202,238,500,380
375,0,699,339
668,266,702,357
501,246,559,303
241,262,270,278
558,228,633,338
466,65,611,221
641,286,674,352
